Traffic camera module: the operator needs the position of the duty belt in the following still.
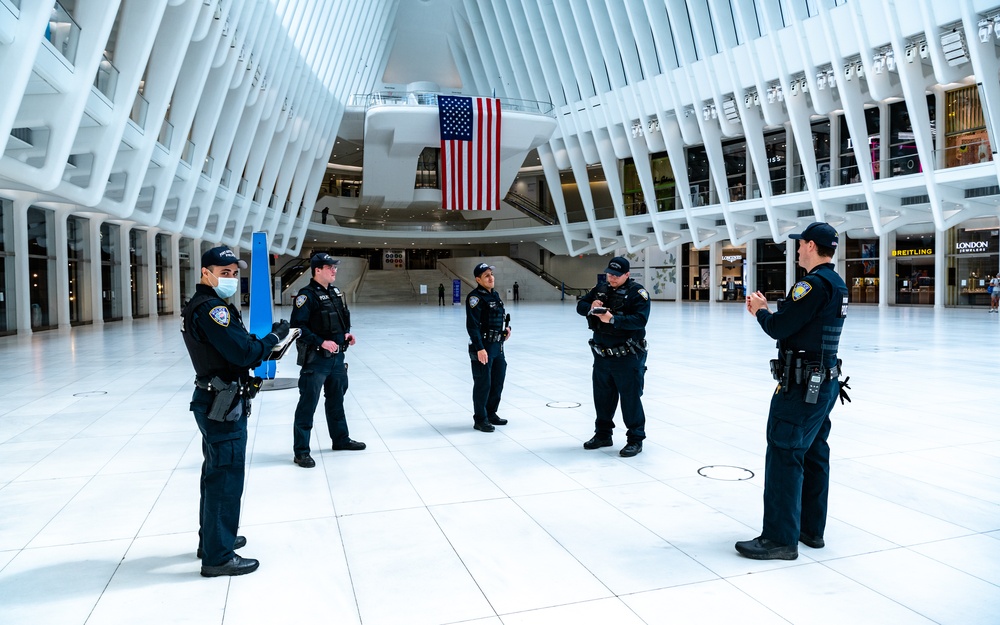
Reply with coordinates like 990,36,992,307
589,338,647,358
482,329,506,343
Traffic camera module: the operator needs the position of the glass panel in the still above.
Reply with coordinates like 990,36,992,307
27,207,55,330
45,1,81,64
155,233,171,315
755,239,787,299
131,91,149,127
130,229,147,317
722,140,746,200
67,216,90,324
686,146,710,206
813,119,832,188
0,199,13,334
158,118,174,146
93,51,119,99
764,131,787,195
100,223,122,321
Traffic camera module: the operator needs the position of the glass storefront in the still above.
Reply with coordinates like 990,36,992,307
944,85,992,168
844,236,879,304
888,96,934,177
681,243,710,301
130,228,148,317
893,233,935,305
947,226,999,307
101,222,123,321
67,216,91,325
715,242,746,301
839,107,880,184
623,152,678,214
764,130,787,195
755,239,787,299
27,207,55,330
722,140,747,201
813,119,832,188
0,200,13,335
686,146,710,206
155,233,172,315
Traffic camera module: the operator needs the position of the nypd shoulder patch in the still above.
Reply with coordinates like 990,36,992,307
469,295,479,308
295,294,307,308
791,281,813,301
209,306,231,327
638,288,649,300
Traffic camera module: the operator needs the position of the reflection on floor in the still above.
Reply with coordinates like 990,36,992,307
1,301,998,624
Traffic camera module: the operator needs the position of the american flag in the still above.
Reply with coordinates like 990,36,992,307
438,95,501,211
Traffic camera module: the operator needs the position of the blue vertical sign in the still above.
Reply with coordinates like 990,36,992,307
452,279,462,304
249,232,276,379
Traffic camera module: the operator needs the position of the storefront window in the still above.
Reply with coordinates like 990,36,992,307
839,108,880,184
813,119,832,188
67,216,91,325
947,225,998,307
681,243,710,301
27,207,55,330
101,222,122,321
893,233,935,305
755,238,787,299
722,140,746,201
764,131,787,195
686,146,710,206
715,242,746,301
155,233,172,315
0,200,14,334
944,85,992,168
888,96,934,177
130,229,148,317
843,237,879,304
623,153,675,215
179,237,193,307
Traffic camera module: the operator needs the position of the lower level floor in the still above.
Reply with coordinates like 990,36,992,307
0,301,997,624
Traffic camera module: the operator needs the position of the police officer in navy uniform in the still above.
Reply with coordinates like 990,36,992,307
290,253,365,468
467,262,511,432
577,256,651,457
181,246,289,577
738,222,850,560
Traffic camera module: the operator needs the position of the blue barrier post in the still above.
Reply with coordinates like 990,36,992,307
249,232,276,379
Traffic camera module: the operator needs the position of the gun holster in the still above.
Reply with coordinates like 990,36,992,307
206,376,241,422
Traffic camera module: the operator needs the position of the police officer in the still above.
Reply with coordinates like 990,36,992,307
737,222,849,560
576,256,650,457
467,262,511,432
181,246,289,577
290,253,365,468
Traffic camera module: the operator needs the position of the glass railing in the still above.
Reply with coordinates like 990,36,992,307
45,1,80,64
237,177,248,195
887,152,923,177
158,118,174,146
202,155,214,176
93,52,119,99
220,167,232,188
130,91,149,128
181,139,195,164
935,140,994,169
350,91,556,117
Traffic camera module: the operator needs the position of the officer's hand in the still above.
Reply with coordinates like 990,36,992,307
271,320,290,340
596,311,612,324
503,327,512,341
321,339,339,353
345,332,357,346
591,300,604,310
477,349,488,365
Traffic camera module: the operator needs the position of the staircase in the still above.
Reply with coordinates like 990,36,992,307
356,270,417,303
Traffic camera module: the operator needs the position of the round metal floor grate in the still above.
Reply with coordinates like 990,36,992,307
546,401,581,408
698,465,755,481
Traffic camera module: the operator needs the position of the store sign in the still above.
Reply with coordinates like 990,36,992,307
955,241,990,254
721,255,744,263
892,248,933,257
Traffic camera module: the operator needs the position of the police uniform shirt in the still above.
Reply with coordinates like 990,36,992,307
290,279,350,347
754,263,848,365
576,278,651,346
181,283,275,381
466,285,505,351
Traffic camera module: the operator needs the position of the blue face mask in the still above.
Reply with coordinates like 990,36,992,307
213,277,238,299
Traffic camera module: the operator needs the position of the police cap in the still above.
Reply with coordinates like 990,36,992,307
201,246,247,269
789,222,839,249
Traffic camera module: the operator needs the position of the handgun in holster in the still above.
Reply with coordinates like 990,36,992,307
207,376,241,422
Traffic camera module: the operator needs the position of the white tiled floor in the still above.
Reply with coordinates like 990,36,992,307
1,300,999,624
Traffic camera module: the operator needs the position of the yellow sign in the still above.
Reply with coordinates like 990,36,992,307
892,249,933,257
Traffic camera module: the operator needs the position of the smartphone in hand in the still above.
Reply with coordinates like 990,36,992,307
590,307,608,315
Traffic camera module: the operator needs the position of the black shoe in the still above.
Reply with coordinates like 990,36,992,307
293,453,316,468
799,532,825,549
197,536,246,559
735,537,798,560
488,415,508,425
583,435,613,450
619,441,642,457
331,439,366,451
200,555,259,577
473,422,495,432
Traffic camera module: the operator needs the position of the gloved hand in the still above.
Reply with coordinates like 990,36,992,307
270,319,290,340
838,376,852,405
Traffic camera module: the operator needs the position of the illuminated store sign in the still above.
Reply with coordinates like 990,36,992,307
892,248,933,257
955,241,990,254
721,255,744,263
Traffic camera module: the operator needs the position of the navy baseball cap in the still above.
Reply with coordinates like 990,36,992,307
201,246,247,269
310,253,340,270
789,222,839,249
474,262,495,278
605,256,630,276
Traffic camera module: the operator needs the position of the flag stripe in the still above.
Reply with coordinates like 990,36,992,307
438,96,502,210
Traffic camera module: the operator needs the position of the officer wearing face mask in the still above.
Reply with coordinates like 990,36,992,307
181,246,290,577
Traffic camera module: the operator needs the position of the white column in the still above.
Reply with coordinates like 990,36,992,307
709,241,719,303
879,231,891,308
169,233,181,315
12,199,31,334
120,224,133,321
786,238,797,289
89,218,104,325
934,229,945,309
53,210,70,329
146,228,158,317
745,239,757,293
